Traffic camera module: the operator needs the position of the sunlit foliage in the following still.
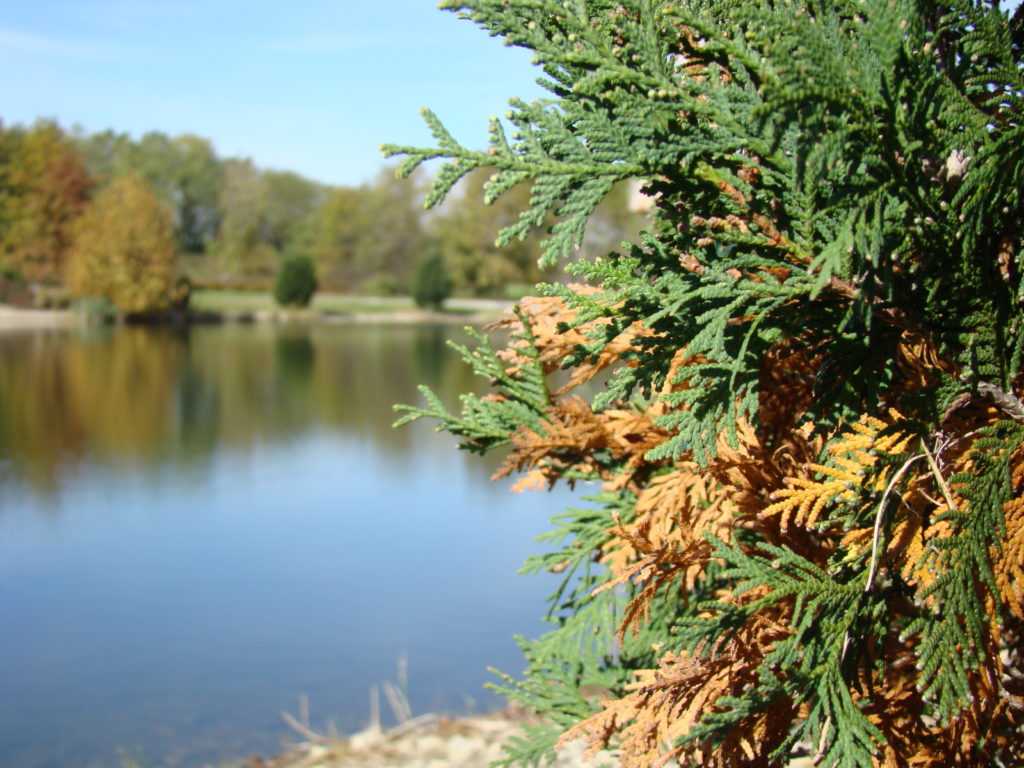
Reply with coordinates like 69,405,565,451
67,174,180,314
0,119,643,298
302,168,428,293
391,0,1024,765
0,121,92,283
76,129,223,254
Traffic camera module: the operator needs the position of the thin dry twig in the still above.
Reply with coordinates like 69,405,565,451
816,451,924,765
921,437,958,513
866,453,926,593
369,685,381,733
281,710,326,745
382,680,413,724
386,713,442,739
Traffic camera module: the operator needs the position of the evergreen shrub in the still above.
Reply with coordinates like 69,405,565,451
412,249,453,309
273,255,317,307
389,1,1024,765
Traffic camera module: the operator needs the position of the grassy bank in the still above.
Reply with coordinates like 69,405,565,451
192,290,418,316
191,290,510,324
0,291,513,331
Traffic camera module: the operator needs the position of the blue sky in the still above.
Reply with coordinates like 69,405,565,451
3,1,1021,187
0,0,546,186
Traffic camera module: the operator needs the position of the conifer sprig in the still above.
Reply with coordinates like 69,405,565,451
393,312,550,452
391,1,1024,764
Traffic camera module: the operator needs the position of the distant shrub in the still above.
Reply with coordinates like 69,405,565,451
412,251,452,310
274,256,317,307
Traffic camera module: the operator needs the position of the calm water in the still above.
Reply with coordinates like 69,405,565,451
0,323,570,767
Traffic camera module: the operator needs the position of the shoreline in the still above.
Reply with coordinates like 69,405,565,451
0,298,512,333
241,709,615,768
247,708,820,768
0,305,82,331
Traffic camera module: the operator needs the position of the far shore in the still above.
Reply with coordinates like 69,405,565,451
0,305,81,331
0,291,514,332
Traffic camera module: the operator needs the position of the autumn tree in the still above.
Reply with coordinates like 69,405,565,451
431,168,550,295
67,174,179,314
72,127,134,187
304,168,426,292
75,130,223,254
210,158,276,281
0,121,92,283
125,132,222,254
390,1,1024,766
261,170,323,254
302,185,363,287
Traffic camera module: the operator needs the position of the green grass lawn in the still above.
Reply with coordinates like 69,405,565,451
191,289,480,317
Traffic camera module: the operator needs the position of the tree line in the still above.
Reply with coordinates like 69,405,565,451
0,119,644,312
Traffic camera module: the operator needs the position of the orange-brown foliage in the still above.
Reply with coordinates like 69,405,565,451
493,292,1024,767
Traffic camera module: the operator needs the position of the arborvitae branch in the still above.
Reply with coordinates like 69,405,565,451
391,1,1024,764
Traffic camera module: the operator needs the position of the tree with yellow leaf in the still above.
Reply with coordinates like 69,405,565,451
0,121,92,283
67,174,180,314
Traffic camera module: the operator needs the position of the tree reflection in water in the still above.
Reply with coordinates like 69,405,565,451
0,323,488,498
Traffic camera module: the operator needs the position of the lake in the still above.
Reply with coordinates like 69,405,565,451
0,323,572,767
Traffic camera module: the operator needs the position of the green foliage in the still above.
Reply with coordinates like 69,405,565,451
412,247,453,310
431,168,553,295
1,119,640,297
391,1,1024,766
76,129,223,254
209,158,324,285
273,255,317,308
394,314,549,453
390,0,1024,458
904,420,1024,720
383,105,642,268
305,168,427,292
694,537,886,766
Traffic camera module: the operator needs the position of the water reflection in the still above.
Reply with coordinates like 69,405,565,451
0,324,564,767
0,324,489,494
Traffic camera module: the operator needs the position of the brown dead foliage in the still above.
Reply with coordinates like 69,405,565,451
491,292,1024,767
558,612,794,768
492,289,650,395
